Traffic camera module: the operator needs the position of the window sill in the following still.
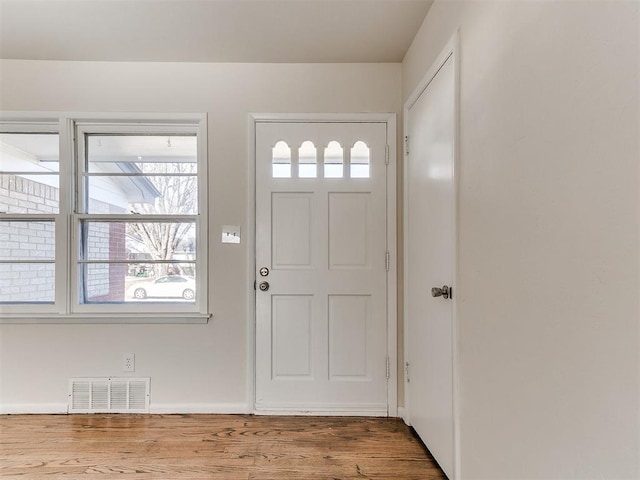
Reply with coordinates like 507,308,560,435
0,313,212,324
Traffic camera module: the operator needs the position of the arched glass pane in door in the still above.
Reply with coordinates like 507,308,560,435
298,141,317,178
272,141,291,178
324,141,344,178
350,141,370,178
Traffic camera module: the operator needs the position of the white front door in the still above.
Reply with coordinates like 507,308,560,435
255,121,390,415
406,48,457,477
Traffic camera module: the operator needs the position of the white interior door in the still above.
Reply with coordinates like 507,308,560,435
406,50,457,477
255,121,390,415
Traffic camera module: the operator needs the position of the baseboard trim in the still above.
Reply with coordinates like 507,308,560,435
1,402,393,417
149,403,251,414
1,403,251,415
0,403,68,414
397,406,405,420
254,402,388,417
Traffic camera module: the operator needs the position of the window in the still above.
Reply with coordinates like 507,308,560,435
272,141,291,178
298,141,317,178
0,115,208,322
350,141,370,178
0,128,60,311
272,139,368,180
324,141,344,178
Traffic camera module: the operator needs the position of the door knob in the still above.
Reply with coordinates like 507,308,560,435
259,281,270,292
431,285,451,299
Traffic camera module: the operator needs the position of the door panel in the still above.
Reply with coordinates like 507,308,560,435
255,121,389,415
328,294,371,379
406,53,456,477
272,193,313,268
272,295,313,378
328,193,371,268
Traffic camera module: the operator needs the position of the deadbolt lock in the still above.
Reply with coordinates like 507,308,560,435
259,267,269,277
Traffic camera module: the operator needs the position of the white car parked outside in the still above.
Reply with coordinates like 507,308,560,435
127,275,196,300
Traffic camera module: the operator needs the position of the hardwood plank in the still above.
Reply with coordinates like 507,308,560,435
0,414,446,479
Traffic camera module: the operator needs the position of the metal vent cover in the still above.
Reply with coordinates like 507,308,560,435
68,378,150,413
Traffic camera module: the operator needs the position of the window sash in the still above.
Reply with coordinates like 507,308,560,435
72,215,203,312
0,213,68,314
70,215,205,314
0,123,65,314
72,121,207,315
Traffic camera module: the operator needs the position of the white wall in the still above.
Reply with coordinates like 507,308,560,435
0,61,401,413
403,1,639,479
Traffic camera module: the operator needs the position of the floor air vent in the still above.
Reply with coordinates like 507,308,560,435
68,378,150,413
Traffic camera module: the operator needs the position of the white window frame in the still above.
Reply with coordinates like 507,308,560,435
0,112,209,323
0,120,66,316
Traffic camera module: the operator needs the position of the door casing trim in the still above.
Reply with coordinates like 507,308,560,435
247,113,398,417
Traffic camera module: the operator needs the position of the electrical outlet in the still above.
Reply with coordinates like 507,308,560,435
123,353,135,372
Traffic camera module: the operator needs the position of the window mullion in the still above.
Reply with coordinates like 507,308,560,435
58,118,74,314
195,117,208,315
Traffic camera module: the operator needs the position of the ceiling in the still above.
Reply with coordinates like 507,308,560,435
0,0,433,63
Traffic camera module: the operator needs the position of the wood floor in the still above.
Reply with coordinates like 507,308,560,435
0,414,446,479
